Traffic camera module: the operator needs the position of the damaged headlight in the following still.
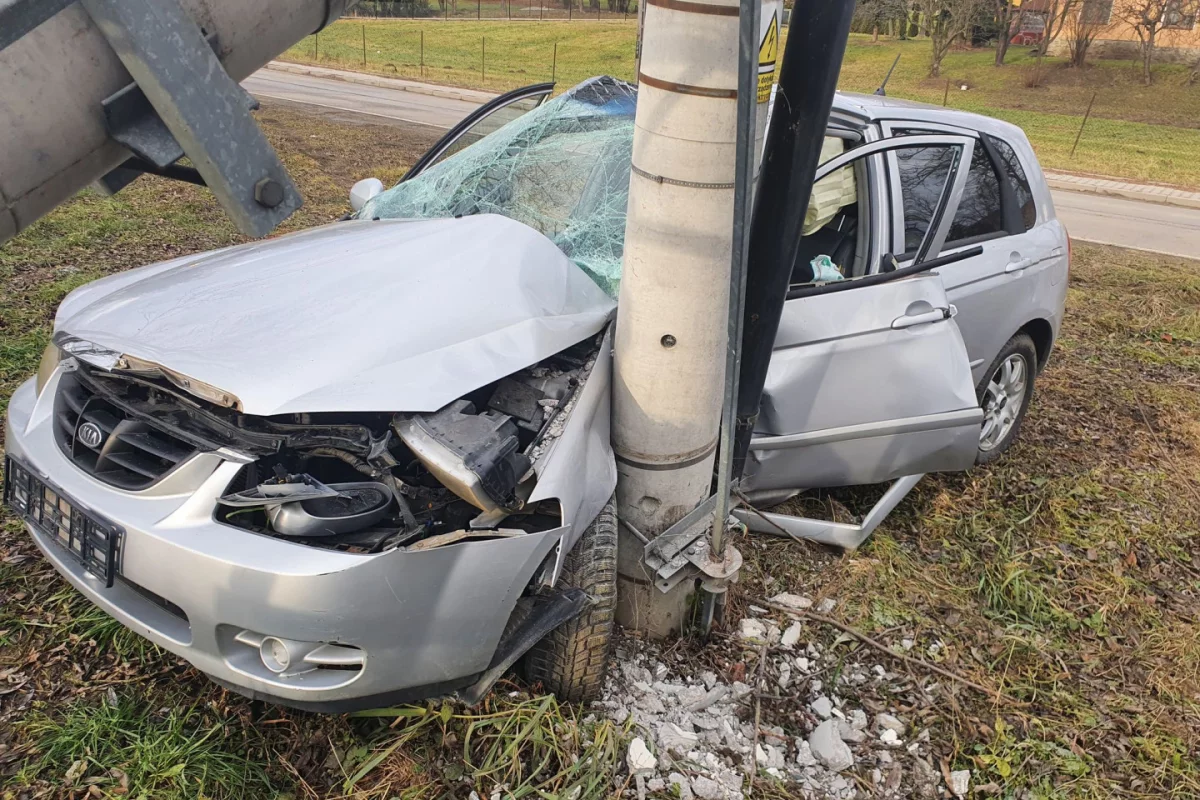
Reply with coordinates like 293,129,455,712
35,342,60,397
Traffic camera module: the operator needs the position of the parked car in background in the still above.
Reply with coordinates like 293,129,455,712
4,78,1067,711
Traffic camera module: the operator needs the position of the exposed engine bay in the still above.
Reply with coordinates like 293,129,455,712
69,333,603,553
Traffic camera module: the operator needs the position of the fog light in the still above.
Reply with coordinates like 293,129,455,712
260,636,304,674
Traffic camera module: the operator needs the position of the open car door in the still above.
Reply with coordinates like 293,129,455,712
402,82,555,181
737,135,985,548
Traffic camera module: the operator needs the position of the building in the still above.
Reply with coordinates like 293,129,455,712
1016,0,1200,62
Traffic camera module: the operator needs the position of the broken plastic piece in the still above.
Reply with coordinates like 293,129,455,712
218,473,340,508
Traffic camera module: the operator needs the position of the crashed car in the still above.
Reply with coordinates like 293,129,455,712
4,77,1067,709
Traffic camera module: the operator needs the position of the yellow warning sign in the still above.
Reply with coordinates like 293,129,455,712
757,14,779,103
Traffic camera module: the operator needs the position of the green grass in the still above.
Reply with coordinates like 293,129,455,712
284,22,1200,186
17,699,275,798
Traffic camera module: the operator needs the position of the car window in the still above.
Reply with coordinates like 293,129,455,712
989,137,1037,231
894,129,1003,250
893,144,956,253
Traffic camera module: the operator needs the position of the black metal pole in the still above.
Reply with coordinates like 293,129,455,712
731,0,857,479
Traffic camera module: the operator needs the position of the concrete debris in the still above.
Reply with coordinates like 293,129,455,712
875,713,907,735
747,604,768,615
768,592,813,611
837,719,867,744
949,769,971,797
627,737,657,774
668,773,694,800
646,777,665,793
808,720,855,772
779,621,803,649
880,728,902,747
738,618,767,642
690,776,724,800
810,695,833,719
658,722,700,755
815,597,837,614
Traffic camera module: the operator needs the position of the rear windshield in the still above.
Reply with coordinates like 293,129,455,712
361,77,636,298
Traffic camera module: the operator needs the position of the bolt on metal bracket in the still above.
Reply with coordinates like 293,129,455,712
81,0,302,238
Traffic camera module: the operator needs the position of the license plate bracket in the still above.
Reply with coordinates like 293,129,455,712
3,455,122,587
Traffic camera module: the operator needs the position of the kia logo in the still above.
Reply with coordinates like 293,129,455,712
77,421,105,449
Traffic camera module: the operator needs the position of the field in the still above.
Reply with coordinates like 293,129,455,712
282,22,1200,187
2,105,1200,798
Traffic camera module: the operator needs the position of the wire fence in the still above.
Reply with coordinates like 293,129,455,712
347,0,639,22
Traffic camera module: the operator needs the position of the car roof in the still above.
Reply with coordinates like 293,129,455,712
832,91,1027,143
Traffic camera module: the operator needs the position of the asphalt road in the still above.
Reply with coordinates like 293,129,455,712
245,68,1200,260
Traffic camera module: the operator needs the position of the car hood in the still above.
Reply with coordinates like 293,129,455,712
54,214,616,416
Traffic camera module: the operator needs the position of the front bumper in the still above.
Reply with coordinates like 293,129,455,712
4,370,564,711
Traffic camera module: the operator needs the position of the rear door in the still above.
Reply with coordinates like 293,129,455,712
881,121,1064,382
745,136,984,492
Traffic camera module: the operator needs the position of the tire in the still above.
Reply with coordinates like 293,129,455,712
975,333,1038,465
523,497,617,703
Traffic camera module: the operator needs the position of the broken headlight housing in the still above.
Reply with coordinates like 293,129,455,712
35,342,60,397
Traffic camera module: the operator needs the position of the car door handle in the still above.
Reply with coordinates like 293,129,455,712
1005,257,1035,273
891,308,951,329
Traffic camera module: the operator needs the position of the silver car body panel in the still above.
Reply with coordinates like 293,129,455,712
53,214,616,416
6,359,612,707
745,273,983,491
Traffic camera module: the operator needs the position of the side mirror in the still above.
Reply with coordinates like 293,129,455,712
349,178,384,212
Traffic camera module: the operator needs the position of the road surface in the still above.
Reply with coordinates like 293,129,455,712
245,67,1200,260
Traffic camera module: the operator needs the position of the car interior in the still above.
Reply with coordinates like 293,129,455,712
791,133,872,289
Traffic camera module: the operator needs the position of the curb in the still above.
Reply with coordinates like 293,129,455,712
265,60,497,105
1045,174,1200,211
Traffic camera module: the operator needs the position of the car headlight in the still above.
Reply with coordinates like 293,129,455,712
35,342,60,397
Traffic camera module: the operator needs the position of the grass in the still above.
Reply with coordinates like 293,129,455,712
2,103,1198,797
282,22,1200,186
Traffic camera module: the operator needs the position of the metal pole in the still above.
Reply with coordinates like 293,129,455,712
569,0,572,20
943,77,950,106
362,24,367,66
477,0,481,18
420,29,424,77
314,31,319,60
1071,91,1097,157
551,41,557,82
482,36,485,81
701,0,761,636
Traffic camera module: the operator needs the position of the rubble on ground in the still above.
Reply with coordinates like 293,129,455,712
595,599,969,799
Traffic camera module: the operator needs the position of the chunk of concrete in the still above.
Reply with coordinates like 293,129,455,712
808,720,854,772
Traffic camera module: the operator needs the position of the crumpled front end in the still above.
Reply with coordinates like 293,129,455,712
5,319,615,710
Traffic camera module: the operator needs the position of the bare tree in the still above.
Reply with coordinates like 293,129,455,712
995,0,1025,65
856,0,909,41
1064,0,1108,65
1032,0,1083,56
920,0,992,76
1115,0,1200,84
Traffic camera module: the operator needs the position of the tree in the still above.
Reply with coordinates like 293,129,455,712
1033,0,1083,57
995,0,1025,64
1065,0,1108,65
1114,0,1200,84
856,0,910,40
919,0,992,76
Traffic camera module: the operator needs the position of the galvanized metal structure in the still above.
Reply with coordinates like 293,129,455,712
0,0,354,244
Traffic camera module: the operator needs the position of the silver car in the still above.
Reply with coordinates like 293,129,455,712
3,78,1068,710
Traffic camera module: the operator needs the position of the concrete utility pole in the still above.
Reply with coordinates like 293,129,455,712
613,0,778,635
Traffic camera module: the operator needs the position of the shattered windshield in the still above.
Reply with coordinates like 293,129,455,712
361,77,636,298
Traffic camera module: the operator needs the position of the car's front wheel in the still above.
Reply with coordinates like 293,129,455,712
523,497,617,703
975,333,1037,465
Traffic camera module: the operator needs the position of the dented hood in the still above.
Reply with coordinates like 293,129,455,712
54,215,616,416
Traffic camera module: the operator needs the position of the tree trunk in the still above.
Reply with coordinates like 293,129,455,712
1142,31,1155,85
873,24,880,42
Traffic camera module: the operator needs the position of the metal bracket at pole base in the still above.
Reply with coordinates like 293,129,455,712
81,0,303,238
644,507,745,595
732,474,924,551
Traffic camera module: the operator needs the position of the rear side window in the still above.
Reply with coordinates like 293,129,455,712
989,137,1037,231
893,134,1004,251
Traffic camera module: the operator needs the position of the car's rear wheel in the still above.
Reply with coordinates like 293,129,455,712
523,497,617,703
975,333,1037,465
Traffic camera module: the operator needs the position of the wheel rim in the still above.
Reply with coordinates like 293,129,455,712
979,353,1028,452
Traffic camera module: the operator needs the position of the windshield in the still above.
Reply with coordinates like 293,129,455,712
361,77,636,298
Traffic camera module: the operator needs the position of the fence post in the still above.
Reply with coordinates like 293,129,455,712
482,36,486,82
569,0,573,20
1071,92,1098,157
362,24,367,66
551,41,557,83
478,0,481,18
420,29,425,77
943,78,950,106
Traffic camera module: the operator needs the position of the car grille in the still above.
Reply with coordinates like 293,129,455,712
53,372,197,490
